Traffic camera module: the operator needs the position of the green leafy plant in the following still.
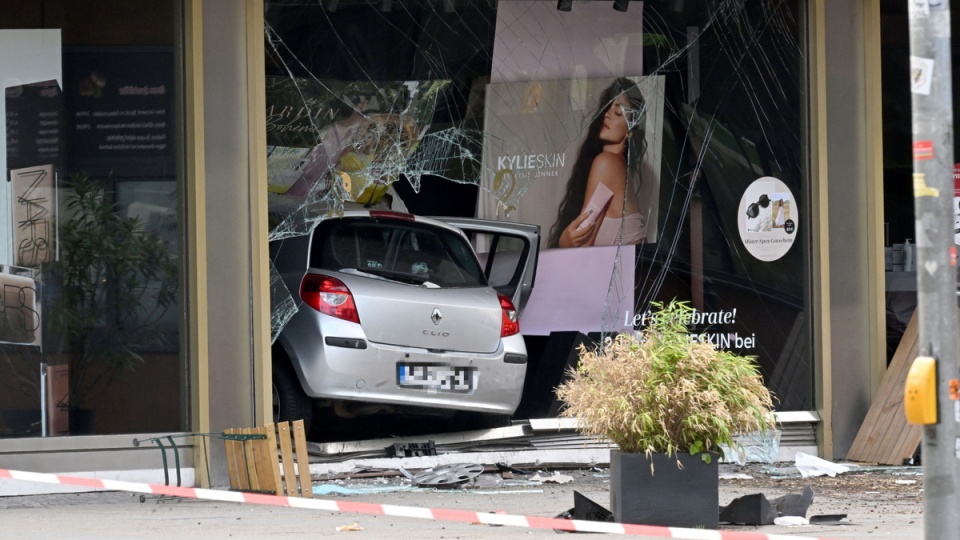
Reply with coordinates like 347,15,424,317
555,300,775,462
45,175,177,411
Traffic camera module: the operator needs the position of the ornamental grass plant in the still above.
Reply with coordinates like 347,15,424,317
556,300,775,461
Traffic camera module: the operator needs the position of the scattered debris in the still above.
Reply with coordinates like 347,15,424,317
895,479,918,485
809,514,849,524
772,486,814,517
397,466,415,480
721,430,782,465
773,515,809,526
794,452,851,477
313,469,406,481
531,472,573,484
386,441,437,458
497,463,533,475
412,463,485,487
555,491,613,532
719,493,776,525
719,473,754,480
313,483,417,496
719,486,814,525
335,522,363,531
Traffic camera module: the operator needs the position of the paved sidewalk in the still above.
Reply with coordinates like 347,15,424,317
0,463,923,539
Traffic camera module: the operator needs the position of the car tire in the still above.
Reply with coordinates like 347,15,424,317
272,356,313,433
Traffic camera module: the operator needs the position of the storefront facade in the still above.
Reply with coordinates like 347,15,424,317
0,0,903,490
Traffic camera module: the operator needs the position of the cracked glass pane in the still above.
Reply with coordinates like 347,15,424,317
265,0,811,411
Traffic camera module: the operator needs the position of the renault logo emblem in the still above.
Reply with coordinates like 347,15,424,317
431,308,442,325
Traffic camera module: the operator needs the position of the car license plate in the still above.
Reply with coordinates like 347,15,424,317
397,363,476,392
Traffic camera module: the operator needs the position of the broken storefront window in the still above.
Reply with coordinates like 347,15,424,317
264,0,811,411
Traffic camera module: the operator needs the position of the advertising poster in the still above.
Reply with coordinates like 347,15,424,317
492,1,644,83
479,76,664,248
0,29,61,269
478,76,665,335
62,48,174,172
10,165,56,269
737,176,798,262
265,77,449,204
484,3,653,336
0,262,39,346
5,80,64,173
6,81,62,272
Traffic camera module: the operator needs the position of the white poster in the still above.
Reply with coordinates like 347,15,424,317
480,2,653,335
492,1,644,83
1,30,62,267
737,176,798,262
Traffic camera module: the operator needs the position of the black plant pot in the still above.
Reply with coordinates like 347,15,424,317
609,449,719,529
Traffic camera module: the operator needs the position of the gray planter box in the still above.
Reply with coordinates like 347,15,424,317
610,449,719,529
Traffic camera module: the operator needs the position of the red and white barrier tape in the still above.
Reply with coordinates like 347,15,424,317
0,468,842,540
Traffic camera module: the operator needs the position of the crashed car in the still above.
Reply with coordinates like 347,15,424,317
270,210,539,433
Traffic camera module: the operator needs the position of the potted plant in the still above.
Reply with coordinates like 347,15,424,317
555,300,775,528
43,175,177,434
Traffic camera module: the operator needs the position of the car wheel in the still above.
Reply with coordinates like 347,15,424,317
272,357,313,433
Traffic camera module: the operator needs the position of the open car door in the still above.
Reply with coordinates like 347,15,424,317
436,217,540,316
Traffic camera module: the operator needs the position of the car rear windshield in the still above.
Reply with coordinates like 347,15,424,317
311,217,487,288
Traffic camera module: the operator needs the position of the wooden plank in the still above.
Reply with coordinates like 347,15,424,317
250,426,278,494
263,424,284,495
873,333,921,462
276,422,297,496
871,317,922,463
292,419,313,498
223,428,246,491
847,312,915,461
847,311,922,464
241,427,262,491
259,426,280,494
224,423,309,496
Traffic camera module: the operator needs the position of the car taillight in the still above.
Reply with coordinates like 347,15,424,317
499,294,520,337
300,275,360,324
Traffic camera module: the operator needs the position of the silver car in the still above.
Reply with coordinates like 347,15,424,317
270,210,539,434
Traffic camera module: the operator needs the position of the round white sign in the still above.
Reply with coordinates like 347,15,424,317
738,177,797,262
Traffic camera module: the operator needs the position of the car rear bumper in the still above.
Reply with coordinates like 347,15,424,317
287,329,528,414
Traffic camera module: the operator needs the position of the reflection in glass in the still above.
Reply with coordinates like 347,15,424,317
0,0,183,437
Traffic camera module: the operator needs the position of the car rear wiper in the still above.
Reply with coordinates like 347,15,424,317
339,267,436,287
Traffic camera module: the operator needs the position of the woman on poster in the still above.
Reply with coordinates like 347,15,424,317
548,77,647,248
775,199,786,228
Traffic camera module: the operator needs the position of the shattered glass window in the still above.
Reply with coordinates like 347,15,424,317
265,0,812,411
